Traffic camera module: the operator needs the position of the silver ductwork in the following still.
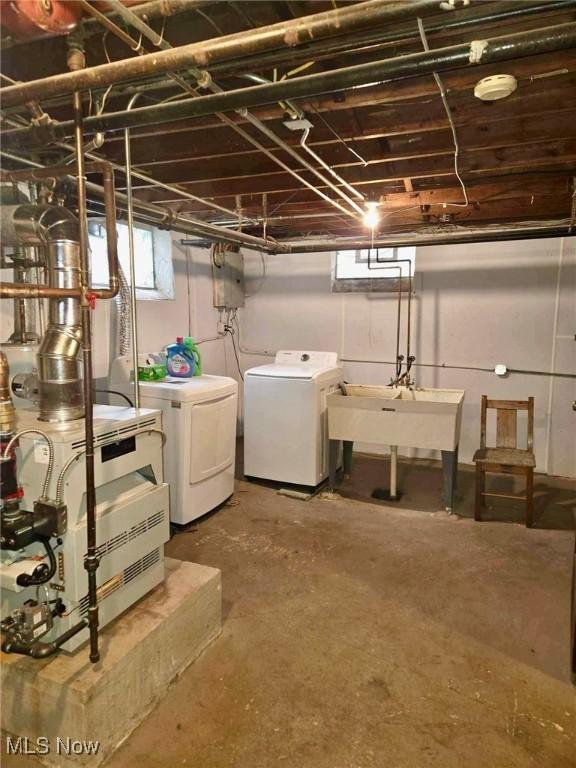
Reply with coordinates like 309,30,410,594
1,204,84,422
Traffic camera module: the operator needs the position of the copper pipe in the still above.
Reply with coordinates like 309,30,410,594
124,94,141,410
69,42,100,665
0,283,82,299
0,160,113,182
91,163,119,300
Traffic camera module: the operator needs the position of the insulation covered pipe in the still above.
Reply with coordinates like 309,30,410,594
0,0,467,108
3,22,575,141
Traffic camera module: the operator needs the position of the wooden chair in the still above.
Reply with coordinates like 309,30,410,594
473,396,536,527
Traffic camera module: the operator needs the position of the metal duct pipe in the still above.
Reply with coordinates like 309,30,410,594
8,265,40,344
1,204,84,421
7,22,573,142
40,237,83,422
0,0,465,108
1,161,119,300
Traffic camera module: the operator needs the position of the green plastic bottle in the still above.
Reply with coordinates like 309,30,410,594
184,337,202,376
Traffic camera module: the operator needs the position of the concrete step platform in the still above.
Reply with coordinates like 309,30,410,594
1,558,221,767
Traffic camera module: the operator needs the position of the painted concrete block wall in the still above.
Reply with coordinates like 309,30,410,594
0,231,243,397
90,233,240,383
239,238,575,477
2,232,573,477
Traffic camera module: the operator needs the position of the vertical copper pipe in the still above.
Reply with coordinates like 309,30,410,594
70,43,100,664
124,94,141,410
91,163,120,300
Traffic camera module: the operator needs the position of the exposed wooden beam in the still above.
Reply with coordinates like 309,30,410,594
121,111,576,184
86,50,576,149
136,174,573,215
124,136,576,198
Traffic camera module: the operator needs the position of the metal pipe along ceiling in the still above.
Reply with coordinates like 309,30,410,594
180,221,575,251
102,0,364,220
4,23,574,144
205,0,576,78
0,149,284,253
280,225,576,252
0,0,475,108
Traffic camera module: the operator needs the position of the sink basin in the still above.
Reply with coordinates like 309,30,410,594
327,385,465,451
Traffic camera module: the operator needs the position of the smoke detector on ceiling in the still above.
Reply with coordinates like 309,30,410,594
474,74,518,102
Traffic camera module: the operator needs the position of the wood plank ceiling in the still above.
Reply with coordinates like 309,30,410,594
2,0,576,241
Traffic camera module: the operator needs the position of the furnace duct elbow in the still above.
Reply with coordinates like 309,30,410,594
1,204,84,422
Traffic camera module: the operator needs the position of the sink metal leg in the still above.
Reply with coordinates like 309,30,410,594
371,446,402,503
453,444,459,492
441,447,458,513
390,446,398,499
343,440,354,477
329,440,340,490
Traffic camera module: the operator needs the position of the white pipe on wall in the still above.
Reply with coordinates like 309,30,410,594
544,237,565,475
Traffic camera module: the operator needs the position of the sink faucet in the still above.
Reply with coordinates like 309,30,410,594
390,355,416,389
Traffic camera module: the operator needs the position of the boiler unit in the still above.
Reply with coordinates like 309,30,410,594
0,189,169,662
0,404,169,653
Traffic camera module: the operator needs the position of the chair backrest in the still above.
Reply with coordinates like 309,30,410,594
480,396,534,452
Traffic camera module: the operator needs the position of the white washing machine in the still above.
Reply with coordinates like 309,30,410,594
244,350,342,486
111,359,238,524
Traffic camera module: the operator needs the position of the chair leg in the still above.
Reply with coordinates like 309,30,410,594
526,467,534,528
474,464,484,521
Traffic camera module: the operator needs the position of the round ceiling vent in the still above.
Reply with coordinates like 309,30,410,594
474,74,518,102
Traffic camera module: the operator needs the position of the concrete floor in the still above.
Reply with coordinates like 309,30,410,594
5,453,576,767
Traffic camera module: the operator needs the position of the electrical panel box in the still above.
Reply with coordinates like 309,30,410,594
212,247,245,310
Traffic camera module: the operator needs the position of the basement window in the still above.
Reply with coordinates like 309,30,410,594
89,222,174,300
333,247,416,293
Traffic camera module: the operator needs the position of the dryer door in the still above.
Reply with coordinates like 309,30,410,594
188,393,237,483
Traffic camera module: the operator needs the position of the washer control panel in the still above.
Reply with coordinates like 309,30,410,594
274,350,339,368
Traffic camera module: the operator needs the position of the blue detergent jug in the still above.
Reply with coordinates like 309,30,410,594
166,336,196,378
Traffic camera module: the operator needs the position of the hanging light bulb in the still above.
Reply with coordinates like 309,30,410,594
363,201,379,230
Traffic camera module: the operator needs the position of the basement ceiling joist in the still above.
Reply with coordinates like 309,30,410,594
1,0,575,240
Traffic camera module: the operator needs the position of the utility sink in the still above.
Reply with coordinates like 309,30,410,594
327,385,465,451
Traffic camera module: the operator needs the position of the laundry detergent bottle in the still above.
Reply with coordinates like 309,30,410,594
184,336,202,376
166,336,196,378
